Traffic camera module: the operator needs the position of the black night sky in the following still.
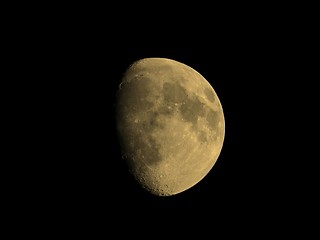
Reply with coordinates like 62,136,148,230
23,9,313,236
55,34,288,217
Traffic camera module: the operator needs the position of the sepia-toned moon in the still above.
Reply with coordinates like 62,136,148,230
115,57,225,196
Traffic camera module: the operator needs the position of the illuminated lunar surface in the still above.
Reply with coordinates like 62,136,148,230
115,57,225,196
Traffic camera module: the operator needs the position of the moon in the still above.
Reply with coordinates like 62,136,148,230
115,57,225,196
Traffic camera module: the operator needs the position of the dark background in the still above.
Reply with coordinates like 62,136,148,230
49,30,291,222
11,5,316,236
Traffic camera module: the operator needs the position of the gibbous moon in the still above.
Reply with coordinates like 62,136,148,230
115,57,225,196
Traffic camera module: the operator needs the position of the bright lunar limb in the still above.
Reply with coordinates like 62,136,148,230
115,58,225,196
